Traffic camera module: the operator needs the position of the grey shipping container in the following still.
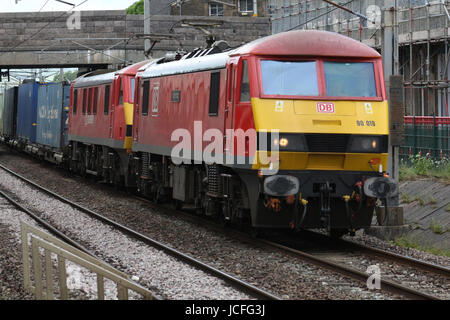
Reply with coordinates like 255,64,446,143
2,87,18,138
36,83,70,149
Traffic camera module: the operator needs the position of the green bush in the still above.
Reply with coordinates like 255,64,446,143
429,219,447,234
126,0,144,14
400,154,450,181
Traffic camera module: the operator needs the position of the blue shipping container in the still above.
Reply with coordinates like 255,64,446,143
36,83,70,149
63,84,70,146
17,81,39,143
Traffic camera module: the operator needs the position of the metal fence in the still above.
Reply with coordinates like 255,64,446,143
21,221,155,300
400,116,450,159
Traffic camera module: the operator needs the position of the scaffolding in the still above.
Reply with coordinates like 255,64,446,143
268,0,450,117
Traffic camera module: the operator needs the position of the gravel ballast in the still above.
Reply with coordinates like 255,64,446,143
1,146,446,300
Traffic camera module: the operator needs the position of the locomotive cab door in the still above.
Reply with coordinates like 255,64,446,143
224,61,237,156
109,77,119,139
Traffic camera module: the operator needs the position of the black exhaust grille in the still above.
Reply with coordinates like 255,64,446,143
305,134,350,153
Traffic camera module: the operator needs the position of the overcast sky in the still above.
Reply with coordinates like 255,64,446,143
1,0,138,12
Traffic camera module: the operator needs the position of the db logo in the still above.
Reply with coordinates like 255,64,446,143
317,102,335,114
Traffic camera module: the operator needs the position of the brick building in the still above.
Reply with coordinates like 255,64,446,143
169,0,267,17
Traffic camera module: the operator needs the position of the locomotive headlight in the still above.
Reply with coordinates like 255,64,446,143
262,133,307,152
279,138,289,147
348,136,386,153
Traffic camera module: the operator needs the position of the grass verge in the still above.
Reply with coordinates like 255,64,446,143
391,235,450,258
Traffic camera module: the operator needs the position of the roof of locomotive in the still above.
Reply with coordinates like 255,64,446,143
231,30,381,58
140,30,380,79
141,51,229,79
116,60,152,76
73,71,115,89
73,60,152,88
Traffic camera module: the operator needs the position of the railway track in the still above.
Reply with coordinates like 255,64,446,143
1,159,448,300
0,163,280,300
259,234,448,300
133,195,448,300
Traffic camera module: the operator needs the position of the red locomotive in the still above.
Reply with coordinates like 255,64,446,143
68,60,149,185
69,30,397,237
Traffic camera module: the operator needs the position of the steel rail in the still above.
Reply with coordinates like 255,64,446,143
339,238,450,278
0,164,280,301
134,196,443,300
256,238,441,300
285,229,450,279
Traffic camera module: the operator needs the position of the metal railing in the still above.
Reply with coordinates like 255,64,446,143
21,221,155,300
400,116,450,159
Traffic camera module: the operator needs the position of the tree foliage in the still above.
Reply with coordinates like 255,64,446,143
126,0,144,14
52,70,78,82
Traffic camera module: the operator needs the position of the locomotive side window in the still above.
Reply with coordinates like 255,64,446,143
88,88,92,114
104,85,110,115
209,71,220,116
73,89,78,114
93,87,98,115
82,89,87,114
239,60,250,102
142,80,150,115
323,62,377,97
260,60,319,96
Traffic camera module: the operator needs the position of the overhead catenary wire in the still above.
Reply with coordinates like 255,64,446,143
39,0,52,12
286,0,355,31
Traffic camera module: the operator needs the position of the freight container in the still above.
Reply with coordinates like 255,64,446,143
0,89,4,136
2,87,18,139
36,83,70,150
17,81,39,144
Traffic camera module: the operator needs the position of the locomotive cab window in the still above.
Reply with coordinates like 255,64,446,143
130,78,135,103
239,60,250,102
118,79,124,105
260,60,319,97
209,71,220,116
324,62,377,97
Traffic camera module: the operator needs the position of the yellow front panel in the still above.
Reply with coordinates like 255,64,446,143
251,98,389,172
253,151,389,171
252,98,389,135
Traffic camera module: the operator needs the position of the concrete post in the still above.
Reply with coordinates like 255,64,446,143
381,0,403,224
